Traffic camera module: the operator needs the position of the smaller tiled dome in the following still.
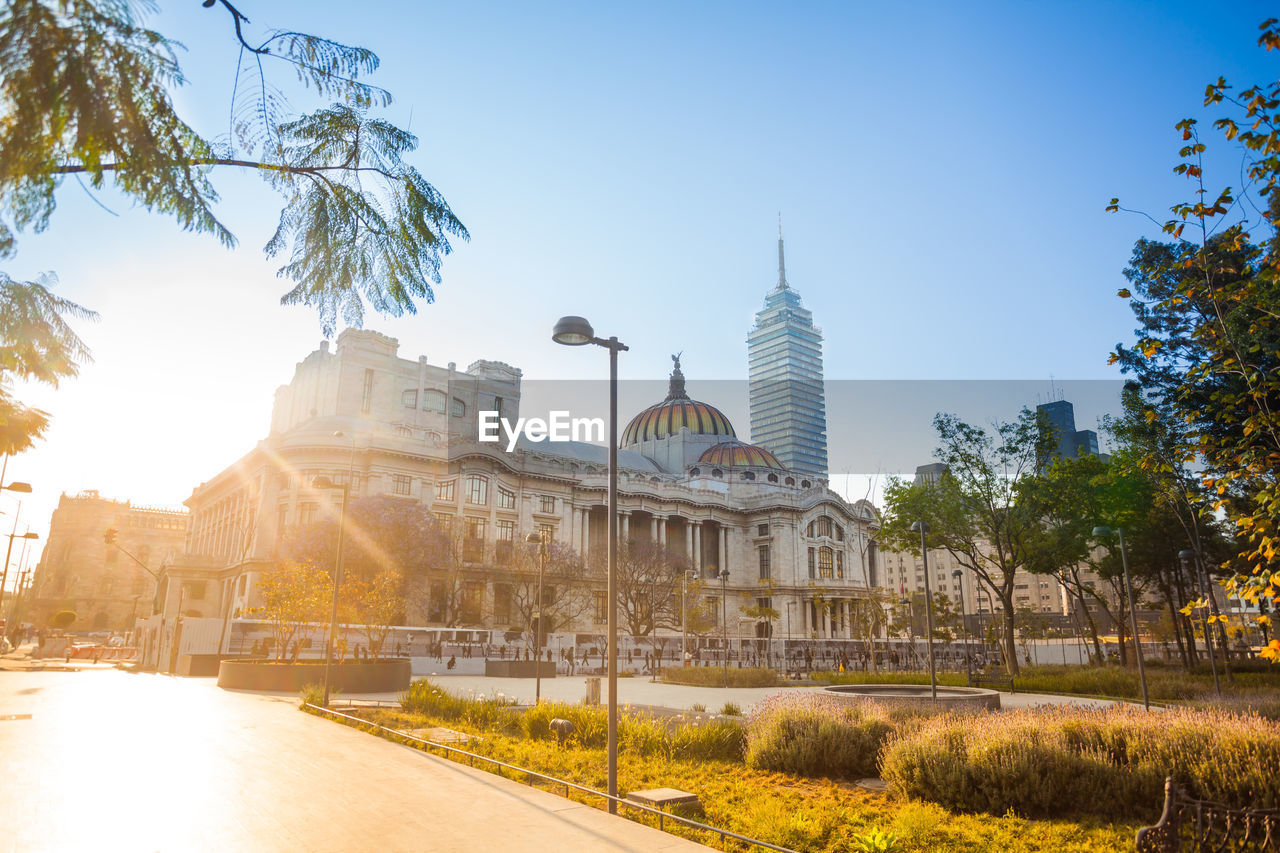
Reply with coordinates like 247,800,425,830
698,440,784,469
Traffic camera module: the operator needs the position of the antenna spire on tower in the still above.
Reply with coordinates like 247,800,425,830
777,213,788,288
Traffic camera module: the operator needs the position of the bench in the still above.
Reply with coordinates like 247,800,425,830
626,788,702,831
1136,776,1280,851
968,671,1015,693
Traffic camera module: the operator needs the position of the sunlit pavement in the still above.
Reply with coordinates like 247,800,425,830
0,670,713,853
355,671,1122,713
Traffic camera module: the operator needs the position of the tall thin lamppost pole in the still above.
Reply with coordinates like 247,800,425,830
910,521,937,702
1093,526,1149,710
716,563,727,686
1180,548,1221,698
527,531,549,703
553,316,627,814
0,502,37,617
681,568,695,666
953,568,971,683
315,431,356,707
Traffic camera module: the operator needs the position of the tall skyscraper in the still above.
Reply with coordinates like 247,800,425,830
747,227,828,477
1036,399,1106,463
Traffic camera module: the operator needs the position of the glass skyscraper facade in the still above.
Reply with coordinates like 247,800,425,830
747,233,828,477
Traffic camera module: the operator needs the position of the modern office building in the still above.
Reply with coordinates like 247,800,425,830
747,231,828,477
1037,399,1105,463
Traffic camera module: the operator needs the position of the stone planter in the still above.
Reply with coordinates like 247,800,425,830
821,683,1001,711
217,658,411,693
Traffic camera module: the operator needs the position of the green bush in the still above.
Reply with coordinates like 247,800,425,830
661,666,782,688
722,701,741,716
745,694,896,779
671,717,746,761
880,705,1280,819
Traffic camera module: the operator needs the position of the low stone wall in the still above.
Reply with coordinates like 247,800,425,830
822,683,1001,711
217,658,411,693
484,659,556,678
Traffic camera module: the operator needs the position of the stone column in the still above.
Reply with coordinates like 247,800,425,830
684,521,692,563
581,508,591,563
620,511,630,543
692,522,702,573
657,516,667,547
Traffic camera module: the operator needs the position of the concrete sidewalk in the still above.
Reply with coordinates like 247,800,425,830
1,669,712,852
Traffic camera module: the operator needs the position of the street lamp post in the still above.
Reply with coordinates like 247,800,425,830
0,497,37,617
910,521,938,702
953,568,971,683
553,315,627,814
1180,548,1222,699
1093,526,1149,710
681,569,695,667
717,567,729,688
315,431,357,708
526,532,549,703
785,600,794,676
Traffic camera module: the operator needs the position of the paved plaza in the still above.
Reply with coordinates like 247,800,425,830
0,669,713,853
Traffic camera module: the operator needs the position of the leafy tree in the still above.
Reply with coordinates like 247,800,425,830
343,570,403,659
847,593,889,673
0,271,96,454
0,0,467,336
253,561,330,662
285,494,463,625
879,411,1054,676
1107,18,1280,622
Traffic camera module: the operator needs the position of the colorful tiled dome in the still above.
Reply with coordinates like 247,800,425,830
621,354,737,446
698,440,784,469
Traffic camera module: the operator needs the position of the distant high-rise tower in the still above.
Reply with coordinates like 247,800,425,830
1036,399,1106,463
747,226,828,477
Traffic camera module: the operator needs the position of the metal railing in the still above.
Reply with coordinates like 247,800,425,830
304,703,797,853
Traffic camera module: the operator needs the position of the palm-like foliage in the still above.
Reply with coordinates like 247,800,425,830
0,271,97,454
0,0,466,335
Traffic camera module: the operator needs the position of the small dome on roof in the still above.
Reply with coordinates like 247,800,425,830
698,440,784,469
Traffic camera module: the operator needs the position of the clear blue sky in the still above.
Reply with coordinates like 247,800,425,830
4,0,1275,557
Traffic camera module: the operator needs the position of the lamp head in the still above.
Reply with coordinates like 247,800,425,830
20,532,38,540
910,521,929,534
1178,549,1195,564
4,482,32,493
552,316,595,346
952,569,962,578
1091,526,1112,538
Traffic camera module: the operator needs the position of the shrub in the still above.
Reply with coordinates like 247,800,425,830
521,701,609,747
49,610,76,629
880,705,1280,819
670,717,746,761
691,702,706,712
662,666,781,688
298,682,338,708
399,679,517,733
745,694,896,779
721,701,741,716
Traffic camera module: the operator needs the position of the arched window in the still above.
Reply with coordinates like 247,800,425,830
712,469,723,478
690,468,700,477
465,474,488,505
767,473,778,483
741,471,755,481
801,480,811,488
785,477,795,486
818,546,834,579
422,389,447,413
451,398,466,418
401,389,418,408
